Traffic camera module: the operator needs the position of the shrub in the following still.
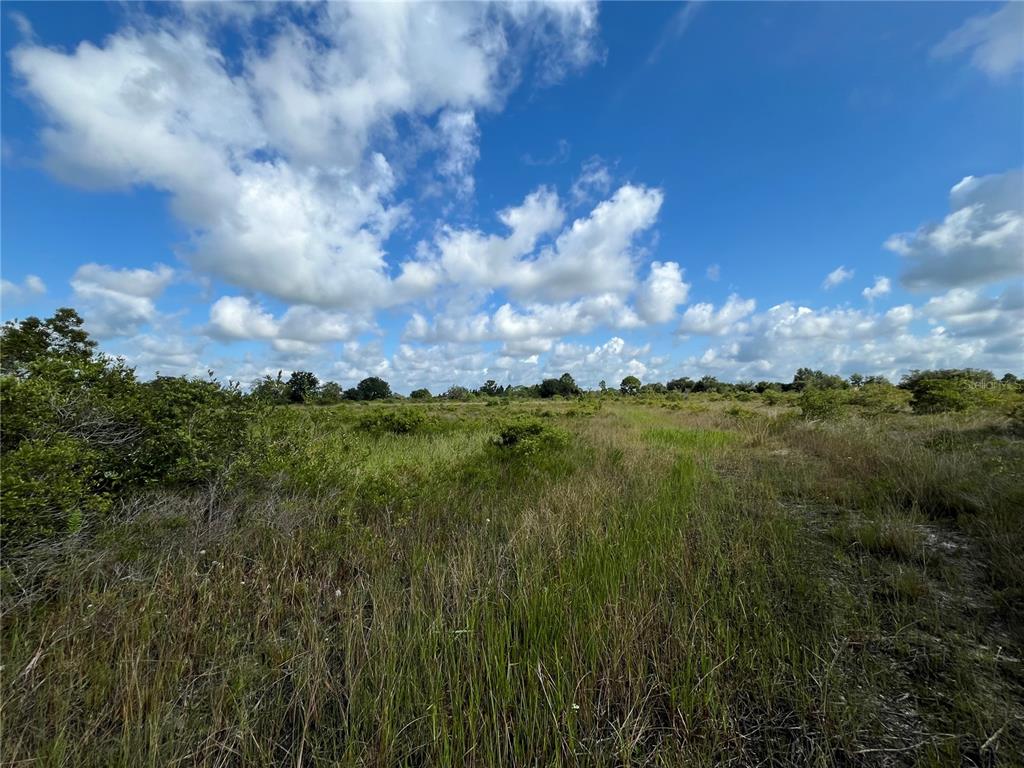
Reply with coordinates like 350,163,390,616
492,418,567,455
357,408,427,435
908,378,974,414
1,438,108,544
800,387,844,421
410,388,432,400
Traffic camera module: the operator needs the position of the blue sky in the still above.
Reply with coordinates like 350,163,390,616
2,1,1022,391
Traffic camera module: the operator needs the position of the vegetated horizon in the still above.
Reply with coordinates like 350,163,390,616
4,306,1023,400
3,305,1023,765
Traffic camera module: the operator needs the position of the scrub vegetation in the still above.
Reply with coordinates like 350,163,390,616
2,310,1023,766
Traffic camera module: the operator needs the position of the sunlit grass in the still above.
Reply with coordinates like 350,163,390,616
3,399,1022,765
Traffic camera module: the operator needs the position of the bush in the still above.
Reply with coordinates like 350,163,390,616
800,387,845,421
908,378,974,414
492,418,567,455
1,438,108,544
357,408,428,435
1,313,258,547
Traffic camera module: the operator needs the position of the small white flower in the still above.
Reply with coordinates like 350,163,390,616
572,704,580,710
198,550,206,555
334,589,342,598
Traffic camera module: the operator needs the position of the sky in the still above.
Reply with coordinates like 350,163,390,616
1,1,1022,392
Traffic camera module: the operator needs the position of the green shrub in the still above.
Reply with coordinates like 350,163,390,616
357,408,428,435
1,438,109,544
909,378,974,414
799,387,845,421
492,418,567,455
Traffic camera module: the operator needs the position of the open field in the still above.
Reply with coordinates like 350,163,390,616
3,396,1022,767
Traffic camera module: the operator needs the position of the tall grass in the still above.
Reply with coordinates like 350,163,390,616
2,400,1022,765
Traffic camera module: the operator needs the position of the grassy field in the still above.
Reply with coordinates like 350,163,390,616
3,396,1023,766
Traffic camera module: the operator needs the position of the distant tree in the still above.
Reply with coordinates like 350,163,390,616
444,385,471,401
692,375,720,394
353,376,392,401
864,375,891,387
287,371,320,403
317,381,344,405
251,371,288,404
479,379,499,396
667,377,694,392
791,368,846,391
1,307,96,374
559,372,580,395
539,372,581,398
640,382,666,394
410,388,432,399
598,379,607,392
848,373,865,388
899,368,995,390
620,375,641,396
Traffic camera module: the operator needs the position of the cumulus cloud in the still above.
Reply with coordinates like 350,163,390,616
405,292,642,347
862,276,891,301
206,296,369,351
678,294,756,336
428,182,663,301
932,2,1024,77
71,263,174,337
636,261,689,324
1,274,46,302
11,2,601,310
887,169,1023,291
823,265,854,289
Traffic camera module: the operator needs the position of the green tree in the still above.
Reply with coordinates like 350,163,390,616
539,372,581,398
667,377,694,392
317,381,344,405
354,376,392,401
287,371,320,403
479,379,499,396
620,375,641,396
410,388,432,400
251,372,288,404
1,307,96,374
444,385,471,401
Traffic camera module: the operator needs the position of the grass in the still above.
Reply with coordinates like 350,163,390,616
2,397,1023,766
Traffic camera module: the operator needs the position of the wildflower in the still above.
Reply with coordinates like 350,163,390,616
335,589,342,598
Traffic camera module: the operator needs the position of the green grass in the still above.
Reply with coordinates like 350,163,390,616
3,398,1023,766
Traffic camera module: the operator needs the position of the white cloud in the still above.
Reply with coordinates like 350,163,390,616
636,261,690,324
71,263,174,337
823,265,854,289
11,3,600,310
705,264,720,282
206,296,369,346
1,274,46,302
932,2,1024,77
405,292,642,347
678,294,756,336
887,169,1023,291
862,276,891,301
435,109,480,198
570,156,612,205
922,284,1024,340
428,182,663,302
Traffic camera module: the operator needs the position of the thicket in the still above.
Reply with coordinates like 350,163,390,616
1,310,255,547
